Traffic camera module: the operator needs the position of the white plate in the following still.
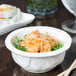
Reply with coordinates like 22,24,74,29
0,12,35,36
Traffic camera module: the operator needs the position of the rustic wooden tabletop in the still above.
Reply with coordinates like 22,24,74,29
0,0,76,76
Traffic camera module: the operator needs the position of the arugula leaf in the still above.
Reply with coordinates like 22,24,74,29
13,43,18,48
24,34,27,38
13,43,20,49
13,42,27,52
51,42,63,51
22,47,27,52
13,36,27,52
15,36,23,42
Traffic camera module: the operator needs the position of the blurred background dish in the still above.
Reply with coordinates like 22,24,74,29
0,4,35,36
26,0,58,17
26,0,59,26
0,4,21,26
0,12,35,35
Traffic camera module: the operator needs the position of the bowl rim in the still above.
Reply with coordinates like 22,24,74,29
5,26,72,57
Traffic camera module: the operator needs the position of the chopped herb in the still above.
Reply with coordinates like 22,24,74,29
46,48,48,50
41,47,44,51
13,36,27,52
24,34,27,38
40,48,44,51
29,42,31,43
32,38,34,40
41,40,44,51
21,47,27,52
13,42,27,52
46,32,48,35
15,36,23,42
51,40,57,45
15,36,19,41
13,43,18,48
13,42,20,49
38,34,40,36
41,49,44,51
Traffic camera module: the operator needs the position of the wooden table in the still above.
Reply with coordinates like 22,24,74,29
0,0,76,76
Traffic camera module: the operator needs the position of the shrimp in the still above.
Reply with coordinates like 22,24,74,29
40,40,51,53
20,30,59,53
24,30,40,40
27,45,39,53
38,33,59,47
20,38,40,53
20,38,51,53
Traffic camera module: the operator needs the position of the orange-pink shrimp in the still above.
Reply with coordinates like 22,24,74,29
20,38,51,53
20,30,59,53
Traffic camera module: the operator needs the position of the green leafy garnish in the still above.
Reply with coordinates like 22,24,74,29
13,36,26,52
24,34,27,38
46,48,49,51
46,32,48,35
51,42,63,51
15,36,23,42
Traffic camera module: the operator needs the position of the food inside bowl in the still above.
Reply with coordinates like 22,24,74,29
13,30,63,53
0,4,21,26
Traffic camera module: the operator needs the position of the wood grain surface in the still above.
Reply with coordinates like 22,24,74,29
0,0,76,76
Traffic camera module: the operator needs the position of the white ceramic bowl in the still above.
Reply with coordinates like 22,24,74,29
5,26,72,73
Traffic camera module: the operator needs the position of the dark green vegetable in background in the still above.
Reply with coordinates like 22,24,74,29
27,0,58,9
